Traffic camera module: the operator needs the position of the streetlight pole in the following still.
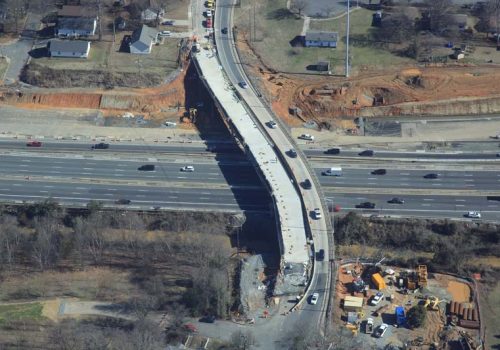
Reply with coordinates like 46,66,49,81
345,0,350,77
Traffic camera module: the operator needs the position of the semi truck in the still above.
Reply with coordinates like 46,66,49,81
322,166,342,176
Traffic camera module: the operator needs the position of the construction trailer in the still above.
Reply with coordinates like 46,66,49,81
344,296,364,312
372,273,386,290
395,306,406,325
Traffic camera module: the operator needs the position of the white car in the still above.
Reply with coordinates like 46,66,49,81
313,208,322,219
299,134,314,141
310,292,319,305
206,9,212,17
374,323,388,338
370,292,384,305
180,166,195,172
466,211,481,218
159,30,171,36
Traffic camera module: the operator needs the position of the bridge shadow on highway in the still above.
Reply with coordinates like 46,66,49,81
184,63,272,212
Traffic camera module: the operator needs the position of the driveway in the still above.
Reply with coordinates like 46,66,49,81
0,38,33,84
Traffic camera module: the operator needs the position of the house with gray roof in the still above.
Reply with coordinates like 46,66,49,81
57,17,97,37
305,31,338,48
129,25,158,54
48,40,91,58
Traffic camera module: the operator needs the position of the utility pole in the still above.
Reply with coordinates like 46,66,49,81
345,0,350,77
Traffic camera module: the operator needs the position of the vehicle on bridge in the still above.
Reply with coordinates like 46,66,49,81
313,208,322,219
316,249,325,261
301,179,312,189
424,173,439,179
239,81,248,89
221,27,228,34
181,166,195,172
388,197,405,204
324,148,340,155
115,199,131,205
26,141,42,147
465,211,481,218
359,149,374,156
371,168,386,175
138,164,155,171
356,202,376,209
92,142,110,150
287,149,297,158
322,167,342,176
267,121,277,129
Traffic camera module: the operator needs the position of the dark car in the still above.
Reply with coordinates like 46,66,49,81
316,249,325,261
324,148,340,155
359,150,374,156
424,173,439,179
302,179,312,190
138,164,155,171
115,199,131,205
356,202,376,209
92,142,110,150
288,149,298,158
388,197,405,204
199,315,216,323
371,169,387,175
26,141,42,147
221,27,228,34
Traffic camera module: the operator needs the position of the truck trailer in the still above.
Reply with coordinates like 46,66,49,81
322,166,342,176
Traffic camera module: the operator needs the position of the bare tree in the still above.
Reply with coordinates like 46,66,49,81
290,0,307,17
423,0,453,34
230,330,256,350
0,214,22,269
31,216,61,270
487,0,500,44
74,213,107,265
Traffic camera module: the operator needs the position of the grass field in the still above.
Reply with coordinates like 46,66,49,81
235,0,413,74
32,34,180,76
0,303,44,325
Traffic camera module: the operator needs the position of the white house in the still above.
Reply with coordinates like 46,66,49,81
57,17,96,37
48,40,91,58
304,31,338,48
129,25,158,54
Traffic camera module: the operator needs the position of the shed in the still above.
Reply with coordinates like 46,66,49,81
305,31,338,48
372,273,386,290
129,25,158,54
344,296,364,312
48,40,91,58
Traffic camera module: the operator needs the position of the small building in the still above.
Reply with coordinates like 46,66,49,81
305,31,338,48
343,296,364,312
48,40,91,58
141,7,164,22
58,5,97,18
129,25,158,54
57,17,96,37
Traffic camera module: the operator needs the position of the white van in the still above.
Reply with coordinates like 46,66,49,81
322,166,342,176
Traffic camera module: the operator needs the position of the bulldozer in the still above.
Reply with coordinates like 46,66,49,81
422,296,444,311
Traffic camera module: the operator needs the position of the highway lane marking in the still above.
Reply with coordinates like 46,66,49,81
367,183,377,185
138,189,148,192
19,164,28,167
421,204,431,206
75,187,87,190
83,168,94,170
40,191,49,193
464,174,473,177
169,196,178,199
456,204,465,207
0,189,10,191
367,177,377,180
13,184,21,186
53,166,62,169
455,199,466,202
464,179,474,182
200,197,210,200
71,192,81,195
44,185,54,188
400,173,410,175
20,160,31,162
423,199,434,201
488,205,498,208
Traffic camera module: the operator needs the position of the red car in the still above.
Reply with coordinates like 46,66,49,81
206,18,212,28
26,141,42,147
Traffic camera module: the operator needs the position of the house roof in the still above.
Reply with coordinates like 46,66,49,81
58,5,97,18
305,31,338,42
49,40,90,53
130,25,157,52
58,17,95,31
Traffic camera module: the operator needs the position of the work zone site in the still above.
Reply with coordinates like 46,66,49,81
334,261,483,350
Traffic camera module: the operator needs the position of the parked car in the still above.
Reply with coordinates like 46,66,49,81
267,121,277,129
26,141,42,147
162,20,174,25
159,30,171,36
388,197,405,204
199,315,216,323
310,292,319,305
356,202,376,209
374,323,389,338
313,208,322,219
466,211,481,218
239,81,248,89
324,148,340,155
424,173,439,179
288,149,298,158
206,9,212,17
138,164,155,171
92,142,109,149
115,199,131,205
359,149,374,156
302,179,312,189
371,169,386,175
180,166,195,172
316,249,325,261
370,292,384,306
298,134,314,141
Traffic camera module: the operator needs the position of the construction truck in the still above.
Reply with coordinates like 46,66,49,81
365,318,374,334
395,306,406,325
